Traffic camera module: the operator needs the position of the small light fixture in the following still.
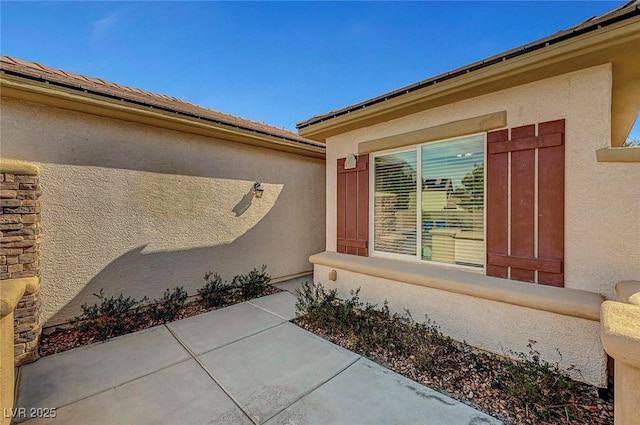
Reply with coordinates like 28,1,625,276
253,182,264,198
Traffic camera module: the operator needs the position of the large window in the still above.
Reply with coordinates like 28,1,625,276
371,134,485,268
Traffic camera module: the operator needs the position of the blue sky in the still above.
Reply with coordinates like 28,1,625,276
1,1,636,138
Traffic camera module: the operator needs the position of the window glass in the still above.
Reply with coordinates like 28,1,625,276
373,151,417,256
421,135,484,267
371,134,484,268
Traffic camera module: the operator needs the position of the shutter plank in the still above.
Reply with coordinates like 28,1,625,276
510,124,536,283
537,120,565,286
488,133,562,154
337,158,347,253
357,156,369,256
488,254,562,273
337,238,367,248
345,170,358,241
486,129,509,278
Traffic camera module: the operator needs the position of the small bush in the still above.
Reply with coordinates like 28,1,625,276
72,289,147,341
295,282,358,332
295,281,340,316
149,286,188,323
501,340,578,420
295,282,416,355
199,272,230,307
233,265,271,300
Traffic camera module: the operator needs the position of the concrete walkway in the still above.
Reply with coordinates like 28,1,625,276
14,281,501,425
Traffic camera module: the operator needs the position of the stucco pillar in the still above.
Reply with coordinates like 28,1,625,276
600,281,640,425
0,280,27,424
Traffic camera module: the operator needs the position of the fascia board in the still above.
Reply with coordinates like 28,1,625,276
0,75,326,160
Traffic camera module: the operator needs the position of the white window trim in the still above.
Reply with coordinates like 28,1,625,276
368,132,487,272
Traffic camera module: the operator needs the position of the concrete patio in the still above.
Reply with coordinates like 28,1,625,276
13,281,501,425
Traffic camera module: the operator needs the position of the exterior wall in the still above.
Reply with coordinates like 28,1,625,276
325,64,639,299
314,264,604,386
0,97,325,326
320,64,640,387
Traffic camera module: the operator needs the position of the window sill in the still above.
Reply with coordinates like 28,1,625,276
309,251,603,321
596,147,640,162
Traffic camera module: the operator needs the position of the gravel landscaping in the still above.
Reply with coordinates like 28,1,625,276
293,282,614,425
39,285,280,357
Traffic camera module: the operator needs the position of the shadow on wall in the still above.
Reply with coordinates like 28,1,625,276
232,190,255,217
45,203,318,327
1,100,326,325
36,165,325,325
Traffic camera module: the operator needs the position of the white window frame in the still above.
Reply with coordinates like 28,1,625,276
368,132,487,272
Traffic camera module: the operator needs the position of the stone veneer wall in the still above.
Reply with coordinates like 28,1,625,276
0,166,42,365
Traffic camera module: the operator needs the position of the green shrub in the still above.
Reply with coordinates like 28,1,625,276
198,272,230,307
72,288,147,341
295,281,341,316
295,282,415,355
149,286,188,323
296,283,471,364
295,282,358,332
501,340,578,420
233,265,271,300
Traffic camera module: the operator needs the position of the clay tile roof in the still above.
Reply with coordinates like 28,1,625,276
0,56,324,151
297,0,640,130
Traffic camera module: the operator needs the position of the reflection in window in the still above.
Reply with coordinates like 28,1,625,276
373,151,417,256
372,135,485,268
421,136,484,267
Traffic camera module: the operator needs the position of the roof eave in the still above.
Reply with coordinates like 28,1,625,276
298,14,640,143
0,73,326,159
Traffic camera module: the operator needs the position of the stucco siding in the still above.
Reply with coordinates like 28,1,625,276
0,97,325,325
324,64,640,298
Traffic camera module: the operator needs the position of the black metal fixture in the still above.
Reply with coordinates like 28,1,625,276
253,182,264,198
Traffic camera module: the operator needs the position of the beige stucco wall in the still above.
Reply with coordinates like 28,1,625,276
319,64,640,387
0,97,325,326
325,64,639,298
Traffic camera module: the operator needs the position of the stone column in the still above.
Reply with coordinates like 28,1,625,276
0,161,42,365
